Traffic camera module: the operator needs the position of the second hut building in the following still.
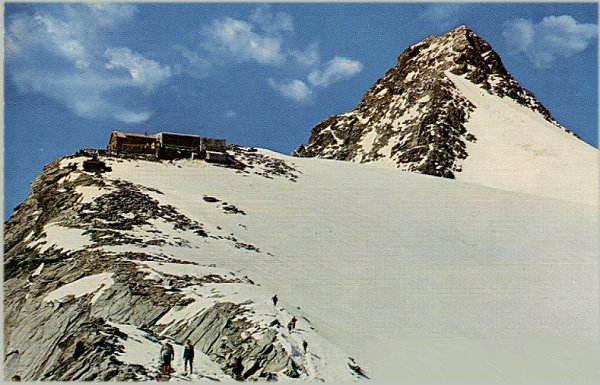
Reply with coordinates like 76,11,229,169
107,130,228,161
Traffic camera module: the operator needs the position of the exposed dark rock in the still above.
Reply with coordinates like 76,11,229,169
228,146,301,182
292,25,577,178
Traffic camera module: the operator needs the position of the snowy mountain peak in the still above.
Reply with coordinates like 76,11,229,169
293,26,595,197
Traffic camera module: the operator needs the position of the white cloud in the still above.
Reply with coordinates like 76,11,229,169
268,78,312,102
503,15,597,68
291,42,320,67
113,110,153,124
174,45,212,78
250,5,293,34
4,14,40,57
5,4,163,124
202,17,285,65
197,7,361,103
308,57,363,87
105,47,172,91
85,3,137,26
11,70,152,124
25,13,90,68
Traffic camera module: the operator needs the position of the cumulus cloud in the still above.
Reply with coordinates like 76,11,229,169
105,47,172,91
5,13,90,68
308,57,363,87
84,3,137,26
11,70,152,123
196,6,362,103
250,4,293,34
202,17,285,65
174,45,212,78
268,78,312,102
5,4,170,124
503,15,597,68
113,110,153,124
291,42,320,67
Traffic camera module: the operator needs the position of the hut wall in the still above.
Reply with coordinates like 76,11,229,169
201,138,227,152
159,133,201,150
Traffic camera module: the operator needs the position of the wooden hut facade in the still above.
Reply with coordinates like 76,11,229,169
200,138,227,153
157,132,201,159
107,130,228,162
107,131,158,155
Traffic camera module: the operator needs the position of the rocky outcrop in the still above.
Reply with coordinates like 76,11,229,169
293,25,577,178
160,302,304,380
4,152,358,381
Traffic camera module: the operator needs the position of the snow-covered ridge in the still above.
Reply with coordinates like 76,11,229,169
4,147,598,381
4,151,370,381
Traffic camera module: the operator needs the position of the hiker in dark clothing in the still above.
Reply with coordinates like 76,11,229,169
288,316,297,331
231,356,244,381
272,294,278,306
302,340,308,354
183,339,194,375
160,342,175,374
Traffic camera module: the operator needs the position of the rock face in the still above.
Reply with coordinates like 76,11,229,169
3,152,364,381
292,25,575,178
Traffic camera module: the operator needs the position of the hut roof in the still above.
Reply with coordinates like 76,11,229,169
112,131,158,139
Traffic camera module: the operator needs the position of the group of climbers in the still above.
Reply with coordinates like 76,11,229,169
158,294,309,380
159,339,194,376
273,294,309,354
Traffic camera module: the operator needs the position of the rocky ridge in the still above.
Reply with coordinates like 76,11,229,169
3,151,365,381
292,25,576,178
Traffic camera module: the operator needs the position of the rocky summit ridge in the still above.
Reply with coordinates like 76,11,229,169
3,149,368,381
292,25,575,178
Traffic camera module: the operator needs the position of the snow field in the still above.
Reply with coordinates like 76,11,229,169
35,151,597,381
28,222,90,254
103,152,598,381
446,71,598,206
43,272,114,305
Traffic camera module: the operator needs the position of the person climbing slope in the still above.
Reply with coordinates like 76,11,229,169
183,339,195,375
160,342,175,375
287,316,298,332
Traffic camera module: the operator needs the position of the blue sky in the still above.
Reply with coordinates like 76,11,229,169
4,2,598,219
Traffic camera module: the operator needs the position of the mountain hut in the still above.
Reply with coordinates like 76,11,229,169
107,131,158,155
157,132,201,159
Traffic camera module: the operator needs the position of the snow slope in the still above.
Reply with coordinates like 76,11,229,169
57,151,597,382
447,72,598,205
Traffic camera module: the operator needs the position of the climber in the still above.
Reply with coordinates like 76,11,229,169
287,316,298,331
302,340,308,354
166,343,175,372
272,294,278,306
160,342,175,374
183,339,194,375
231,356,244,381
